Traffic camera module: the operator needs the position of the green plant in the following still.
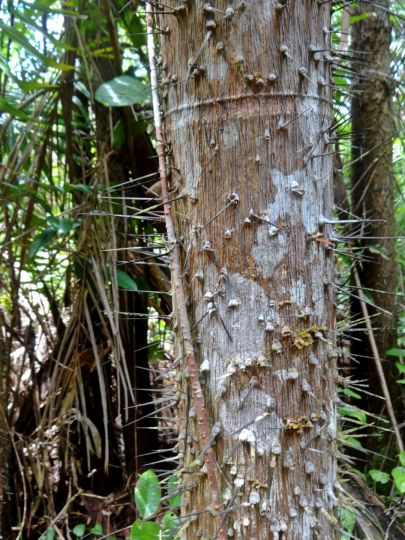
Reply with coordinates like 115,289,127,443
41,523,110,540
386,349,405,385
369,451,405,496
131,470,181,540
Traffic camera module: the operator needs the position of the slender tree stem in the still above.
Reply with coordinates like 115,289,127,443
353,267,404,452
145,4,225,536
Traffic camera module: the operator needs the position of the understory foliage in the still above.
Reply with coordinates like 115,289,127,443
0,0,403,538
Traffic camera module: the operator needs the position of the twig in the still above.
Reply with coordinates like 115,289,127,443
145,5,226,538
352,267,404,452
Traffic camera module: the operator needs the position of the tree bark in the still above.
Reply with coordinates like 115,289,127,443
350,0,405,441
0,311,12,540
159,1,338,538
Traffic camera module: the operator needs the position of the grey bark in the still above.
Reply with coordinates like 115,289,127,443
160,1,338,538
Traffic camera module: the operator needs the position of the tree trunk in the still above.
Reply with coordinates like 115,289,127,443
159,1,338,538
350,1,405,442
0,311,12,539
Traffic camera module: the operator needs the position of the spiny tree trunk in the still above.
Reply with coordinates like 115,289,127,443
350,1,405,441
158,1,338,538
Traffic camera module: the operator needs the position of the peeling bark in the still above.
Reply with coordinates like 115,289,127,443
159,1,337,538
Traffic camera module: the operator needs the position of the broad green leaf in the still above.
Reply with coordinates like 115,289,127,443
116,269,139,291
90,523,103,535
134,470,161,519
28,228,57,259
399,451,405,467
369,470,391,484
130,520,161,540
338,404,367,424
95,76,150,107
47,216,77,234
339,506,356,535
72,524,86,538
167,474,181,509
161,511,181,539
386,348,405,357
392,467,405,494
39,528,56,540
46,528,56,540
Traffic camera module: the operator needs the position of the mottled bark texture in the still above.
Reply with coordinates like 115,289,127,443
160,1,337,538
351,2,405,436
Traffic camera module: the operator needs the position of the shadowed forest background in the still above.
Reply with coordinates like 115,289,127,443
0,0,404,539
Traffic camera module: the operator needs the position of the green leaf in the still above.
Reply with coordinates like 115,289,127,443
46,528,56,540
13,9,74,50
337,387,361,400
72,524,86,538
369,469,391,484
39,528,56,540
113,118,125,148
399,451,405,467
0,20,73,71
90,523,103,535
395,361,405,375
18,81,58,92
349,12,373,25
345,437,363,449
339,506,356,534
167,474,181,509
161,511,181,539
392,467,405,494
47,215,77,234
95,75,150,107
162,511,181,540
28,228,58,259
65,183,93,194
148,342,165,363
0,97,30,120
338,404,367,424
116,269,139,291
130,520,161,540
386,348,405,357
134,470,161,519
